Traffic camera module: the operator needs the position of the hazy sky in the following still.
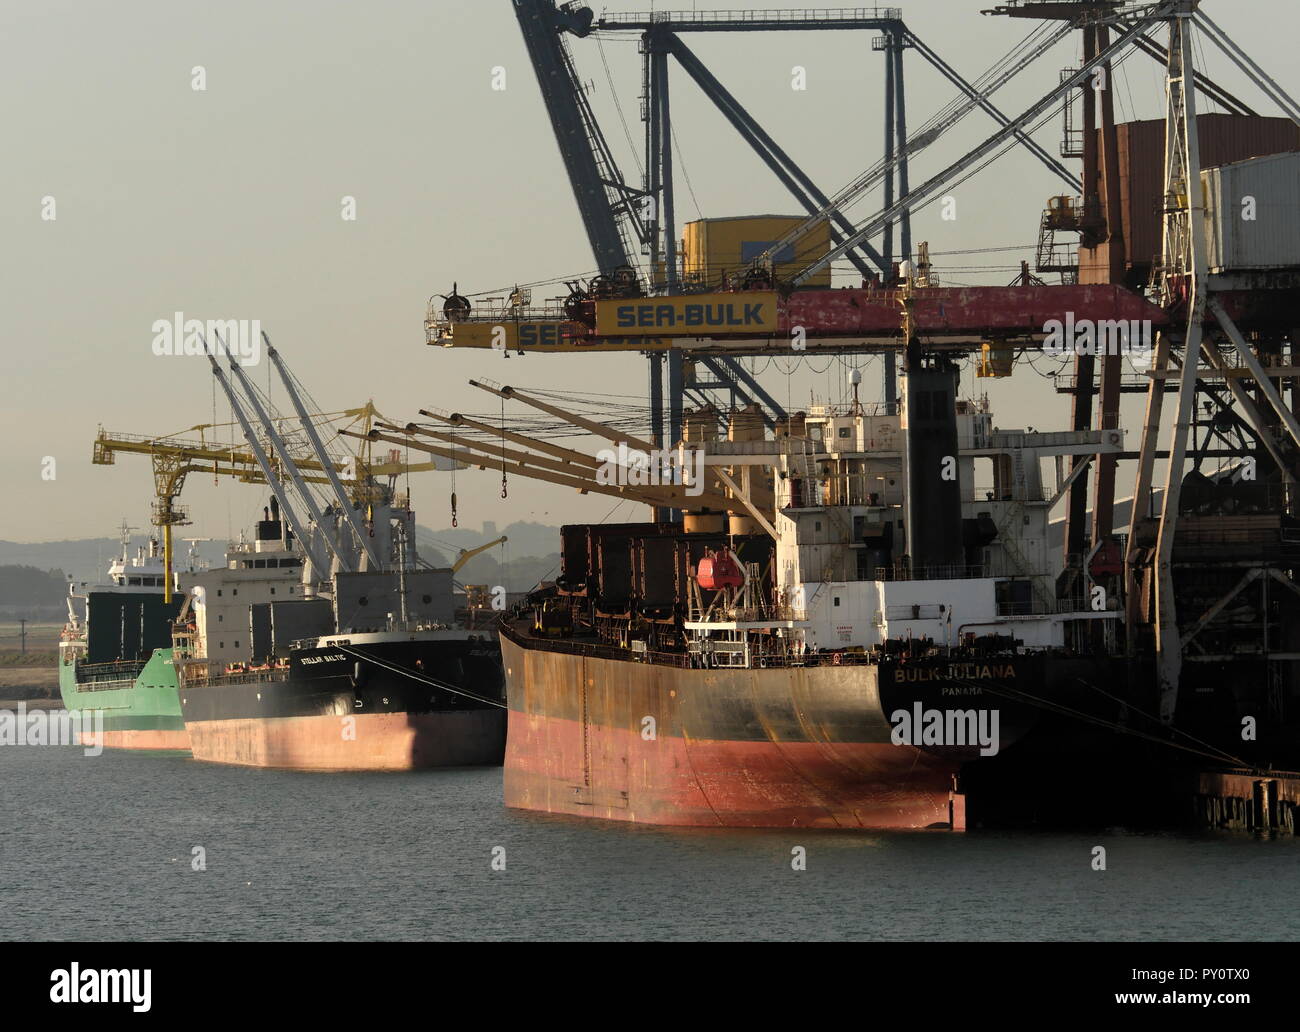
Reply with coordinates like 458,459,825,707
3,0,1295,545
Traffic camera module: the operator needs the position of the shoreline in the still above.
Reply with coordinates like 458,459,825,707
0,697,65,710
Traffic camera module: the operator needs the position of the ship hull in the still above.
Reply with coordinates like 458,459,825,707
183,710,505,771
507,711,961,828
499,628,1043,829
58,647,190,752
179,636,506,771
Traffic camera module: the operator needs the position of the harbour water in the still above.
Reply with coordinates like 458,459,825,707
2,745,1297,942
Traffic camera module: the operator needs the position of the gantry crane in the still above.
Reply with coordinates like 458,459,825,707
446,2,1300,729
486,2,1088,440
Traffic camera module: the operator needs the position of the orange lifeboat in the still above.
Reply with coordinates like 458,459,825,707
696,549,744,590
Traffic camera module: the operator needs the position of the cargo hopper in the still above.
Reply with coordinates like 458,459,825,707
494,368,1126,829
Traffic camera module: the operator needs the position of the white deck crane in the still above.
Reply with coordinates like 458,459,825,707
264,334,383,571
204,340,332,584
216,335,352,574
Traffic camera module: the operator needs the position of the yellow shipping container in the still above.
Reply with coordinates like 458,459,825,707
681,215,832,289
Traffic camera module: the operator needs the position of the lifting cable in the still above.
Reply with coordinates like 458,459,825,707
499,392,508,499
334,643,505,709
449,439,458,528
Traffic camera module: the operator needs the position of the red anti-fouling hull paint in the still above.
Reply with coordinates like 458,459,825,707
79,729,191,752
505,712,960,828
500,632,968,829
186,710,505,771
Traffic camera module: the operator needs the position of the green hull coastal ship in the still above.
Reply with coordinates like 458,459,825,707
58,528,195,751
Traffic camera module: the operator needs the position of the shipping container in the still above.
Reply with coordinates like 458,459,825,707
1202,150,1300,272
682,215,832,289
1081,115,1300,282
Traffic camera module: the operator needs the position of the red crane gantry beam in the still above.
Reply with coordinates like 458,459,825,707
431,283,1171,354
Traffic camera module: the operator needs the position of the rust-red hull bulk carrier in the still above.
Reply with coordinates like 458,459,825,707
502,618,1071,829
498,390,1122,829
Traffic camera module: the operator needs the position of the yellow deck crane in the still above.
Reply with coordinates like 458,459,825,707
92,402,446,602
450,536,508,617
452,535,508,574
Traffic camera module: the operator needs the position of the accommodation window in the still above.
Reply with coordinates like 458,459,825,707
834,597,841,606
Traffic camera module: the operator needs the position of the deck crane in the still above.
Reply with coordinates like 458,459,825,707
264,335,383,571
452,536,508,575
219,338,345,570
208,336,463,585
93,387,447,603
205,341,332,584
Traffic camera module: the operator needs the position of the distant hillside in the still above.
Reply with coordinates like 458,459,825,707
0,519,564,596
0,565,70,618
454,552,560,594
0,537,227,584
415,520,562,561
414,521,561,593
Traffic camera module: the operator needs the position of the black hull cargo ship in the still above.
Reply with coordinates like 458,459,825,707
170,491,506,771
178,629,505,771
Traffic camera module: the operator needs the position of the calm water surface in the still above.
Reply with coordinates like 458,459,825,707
2,745,1297,941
